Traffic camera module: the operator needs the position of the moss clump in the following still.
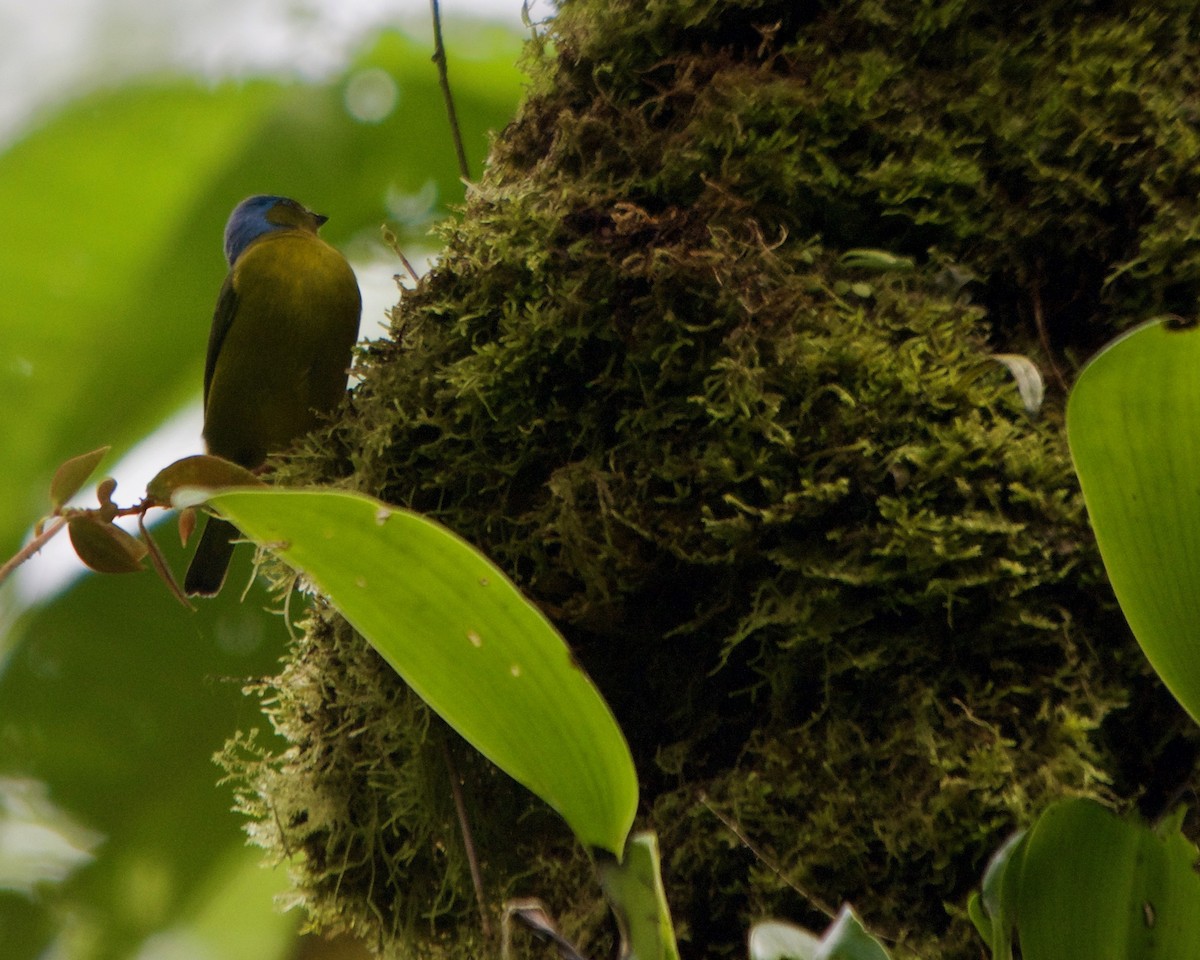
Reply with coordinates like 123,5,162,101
224,1,1200,957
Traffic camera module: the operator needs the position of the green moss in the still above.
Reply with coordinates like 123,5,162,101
224,1,1200,957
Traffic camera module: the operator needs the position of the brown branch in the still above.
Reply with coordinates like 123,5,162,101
431,0,471,181
1031,276,1069,393
441,735,492,938
138,512,194,610
0,516,68,586
0,496,164,589
698,792,838,921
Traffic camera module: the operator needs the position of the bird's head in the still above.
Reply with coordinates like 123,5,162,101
223,195,329,265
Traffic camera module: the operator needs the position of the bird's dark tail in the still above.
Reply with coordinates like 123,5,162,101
184,516,238,597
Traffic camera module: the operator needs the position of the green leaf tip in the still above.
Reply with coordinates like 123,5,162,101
207,486,638,855
747,907,891,960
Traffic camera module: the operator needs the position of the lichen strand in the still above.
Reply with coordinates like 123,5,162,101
229,2,1200,958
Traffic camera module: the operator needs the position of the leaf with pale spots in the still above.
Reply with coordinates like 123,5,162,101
203,487,638,856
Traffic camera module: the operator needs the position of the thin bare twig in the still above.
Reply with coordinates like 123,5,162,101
431,0,471,181
0,517,67,586
441,735,492,938
397,253,421,284
138,512,194,610
699,792,838,921
381,225,422,284
1031,275,1068,393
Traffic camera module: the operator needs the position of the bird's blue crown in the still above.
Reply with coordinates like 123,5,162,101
223,195,323,265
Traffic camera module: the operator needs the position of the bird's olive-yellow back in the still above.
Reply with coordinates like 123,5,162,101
203,230,360,467
185,196,361,597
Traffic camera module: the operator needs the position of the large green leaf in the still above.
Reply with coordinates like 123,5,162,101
204,487,639,856
1012,799,1200,960
1066,318,1200,722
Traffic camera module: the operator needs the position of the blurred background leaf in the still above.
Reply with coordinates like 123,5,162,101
0,3,526,957
0,25,524,560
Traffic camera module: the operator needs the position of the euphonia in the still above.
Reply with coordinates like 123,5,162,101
184,195,361,596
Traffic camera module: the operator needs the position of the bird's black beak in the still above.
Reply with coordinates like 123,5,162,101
314,213,329,227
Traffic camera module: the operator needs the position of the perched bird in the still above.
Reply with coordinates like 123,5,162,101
184,195,361,596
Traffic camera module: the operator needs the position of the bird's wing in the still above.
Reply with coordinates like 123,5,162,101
203,272,239,407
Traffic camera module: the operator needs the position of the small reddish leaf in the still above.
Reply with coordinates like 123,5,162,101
146,455,263,505
178,507,197,547
50,446,111,510
68,517,148,574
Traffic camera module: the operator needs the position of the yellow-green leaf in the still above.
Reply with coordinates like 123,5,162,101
599,833,680,960
1067,317,1200,722
206,487,638,856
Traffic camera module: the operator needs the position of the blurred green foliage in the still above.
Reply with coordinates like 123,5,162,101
0,27,522,560
0,20,523,960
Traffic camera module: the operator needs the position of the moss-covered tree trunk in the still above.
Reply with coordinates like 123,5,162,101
225,2,1200,957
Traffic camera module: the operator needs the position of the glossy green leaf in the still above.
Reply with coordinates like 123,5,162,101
968,828,1027,960
598,832,680,960
205,487,638,856
1066,318,1200,722
748,921,821,960
1013,798,1200,960
813,908,892,960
